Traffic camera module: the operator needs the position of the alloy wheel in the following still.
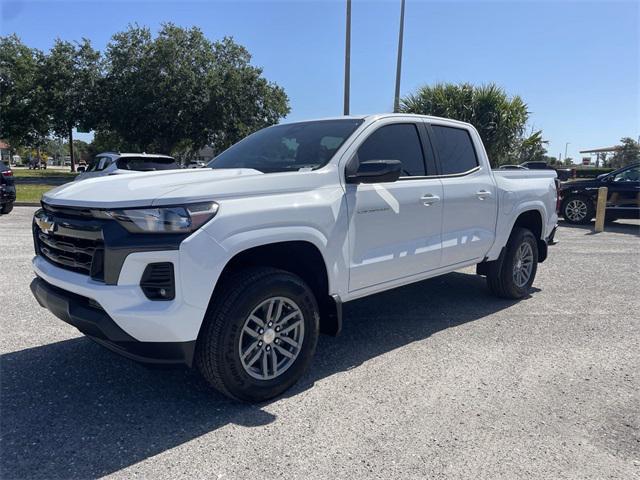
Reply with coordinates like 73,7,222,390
238,296,305,380
512,242,534,288
565,199,588,222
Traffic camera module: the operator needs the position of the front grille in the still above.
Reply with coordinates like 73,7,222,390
37,231,102,276
34,206,105,280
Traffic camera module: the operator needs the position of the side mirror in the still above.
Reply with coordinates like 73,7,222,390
346,159,402,184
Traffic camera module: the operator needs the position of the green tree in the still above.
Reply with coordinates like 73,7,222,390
610,137,640,168
514,130,548,163
400,83,529,166
0,35,48,152
101,24,289,154
40,38,102,171
88,129,139,157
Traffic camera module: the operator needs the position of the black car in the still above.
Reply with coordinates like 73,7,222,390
0,161,16,214
559,162,640,224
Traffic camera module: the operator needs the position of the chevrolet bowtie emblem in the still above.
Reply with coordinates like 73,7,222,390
35,213,56,234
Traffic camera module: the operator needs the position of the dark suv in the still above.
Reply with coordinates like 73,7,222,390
0,161,16,214
559,163,640,224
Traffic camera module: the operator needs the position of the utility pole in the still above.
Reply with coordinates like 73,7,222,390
564,142,570,161
343,0,351,116
393,0,406,113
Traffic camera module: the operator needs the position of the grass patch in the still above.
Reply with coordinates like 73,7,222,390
12,168,77,179
16,184,53,203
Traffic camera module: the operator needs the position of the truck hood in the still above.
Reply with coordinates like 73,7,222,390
42,167,332,208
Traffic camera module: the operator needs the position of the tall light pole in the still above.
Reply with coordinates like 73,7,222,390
564,142,570,160
343,0,351,116
393,0,406,113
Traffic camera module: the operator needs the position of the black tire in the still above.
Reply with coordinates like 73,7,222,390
196,267,319,402
486,227,539,299
1,202,13,214
561,195,594,224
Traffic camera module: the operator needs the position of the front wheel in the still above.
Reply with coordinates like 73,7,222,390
562,195,594,224
486,227,539,299
196,267,319,402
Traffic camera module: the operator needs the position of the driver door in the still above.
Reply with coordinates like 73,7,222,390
346,120,443,292
607,164,640,216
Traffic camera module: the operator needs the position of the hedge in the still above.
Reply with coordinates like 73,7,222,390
572,168,614,178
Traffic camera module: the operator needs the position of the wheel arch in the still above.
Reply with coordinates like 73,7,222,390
202,239,342,340
511,208,547,263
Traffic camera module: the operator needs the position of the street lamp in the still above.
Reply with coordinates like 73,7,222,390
564,142,570,161
393,0,406,113
343,0,351,115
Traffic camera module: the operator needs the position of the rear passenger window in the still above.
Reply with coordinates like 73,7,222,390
431,125,478,175
357,124,426,177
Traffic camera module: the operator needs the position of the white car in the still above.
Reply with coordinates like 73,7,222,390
31,114,558,402
74,152,178,181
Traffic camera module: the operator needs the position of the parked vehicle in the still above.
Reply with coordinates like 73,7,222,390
0,161,16,214
30,114,558,402
186,161,207,169
28,157,47,170
559,162,640,224
74,152,179,181
76,160,88,173
520,161,571,181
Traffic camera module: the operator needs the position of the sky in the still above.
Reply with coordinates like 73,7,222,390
1,0,638,162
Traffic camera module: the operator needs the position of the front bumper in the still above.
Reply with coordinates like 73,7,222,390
30,276,196,365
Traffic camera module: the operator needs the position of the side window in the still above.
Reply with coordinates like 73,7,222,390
357,123,426,177
613,166,639,182
431,125,479,175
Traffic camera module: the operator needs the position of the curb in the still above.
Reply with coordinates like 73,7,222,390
14,202,41,207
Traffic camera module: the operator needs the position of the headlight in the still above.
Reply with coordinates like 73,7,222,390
97,202,219,234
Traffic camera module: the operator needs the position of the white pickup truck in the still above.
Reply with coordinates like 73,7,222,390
30,114,558,402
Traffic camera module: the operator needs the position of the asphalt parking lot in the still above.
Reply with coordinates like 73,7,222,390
1,206,639,480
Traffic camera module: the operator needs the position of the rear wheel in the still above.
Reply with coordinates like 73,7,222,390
562,195,594,224
486,227,539,299
196,267,319,402
1,202,13,214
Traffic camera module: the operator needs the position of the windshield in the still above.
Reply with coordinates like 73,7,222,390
209,119,363,173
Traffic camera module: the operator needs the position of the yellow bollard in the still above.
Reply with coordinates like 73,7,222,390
594,186,608,233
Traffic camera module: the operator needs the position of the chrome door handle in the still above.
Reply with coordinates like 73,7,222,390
420,194,440,206
476,190,492,200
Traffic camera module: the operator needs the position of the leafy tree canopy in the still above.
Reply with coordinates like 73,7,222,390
0,35,48,148
609,137,640,168
100,23,290,154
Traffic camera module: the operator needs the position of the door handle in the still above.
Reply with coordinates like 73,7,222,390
420,194,440,206
475,190,492,200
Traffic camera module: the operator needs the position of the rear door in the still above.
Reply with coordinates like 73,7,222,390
346,119,444,291
429,123,498,267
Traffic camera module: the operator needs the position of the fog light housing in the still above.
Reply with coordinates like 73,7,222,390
140,262,175,301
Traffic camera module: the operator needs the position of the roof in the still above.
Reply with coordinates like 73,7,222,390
279,113,474,128
579,146,622,154
0,141,9,150
96,151,174,159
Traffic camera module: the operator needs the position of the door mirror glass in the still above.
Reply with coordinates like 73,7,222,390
346,159,402,184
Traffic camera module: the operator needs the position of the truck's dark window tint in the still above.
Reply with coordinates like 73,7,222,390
431,125,478,175
357,124,425,176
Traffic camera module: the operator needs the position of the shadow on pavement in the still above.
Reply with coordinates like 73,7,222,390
1,271,523,479
558,219,640,237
